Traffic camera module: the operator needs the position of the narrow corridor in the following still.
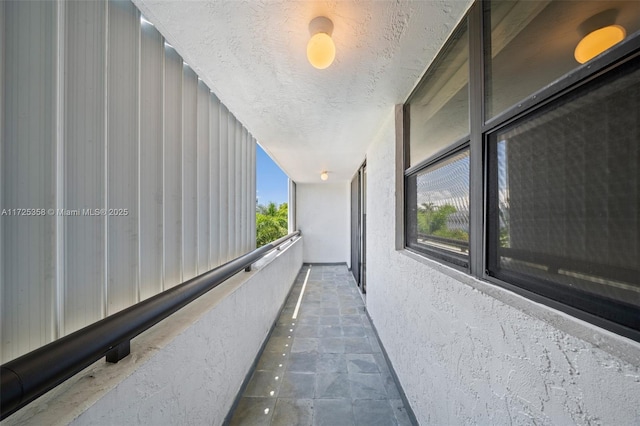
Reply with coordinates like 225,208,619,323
229,264,413,425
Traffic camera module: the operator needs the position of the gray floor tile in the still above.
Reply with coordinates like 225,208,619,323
288,352,318,373
349,373,388,400
291,337,319,353
229,265,410,425
319,315,341,326
389,399,414,426
264,336,292,354
316,353,348,373
229,397,276,426
256,351,288,372
344,337,372,354
279,372,316,398
316,373,351,399
244,371,282,397
313,399,355,426
382,372,402,399
343,325,367,337
277,317,294,326
353,399,397,426
319,325,343,338
318,337,345,353
272,398,314,426
295,325,319,338
298,316,320,325
270,325,293,338
341,315,363,326
346,354,379,374
368,336,383,353
340,306,360,315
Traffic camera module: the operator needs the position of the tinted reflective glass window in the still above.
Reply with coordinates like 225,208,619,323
484,0,640,119
488,56,640,329
406,149,469,265
407,19,469,166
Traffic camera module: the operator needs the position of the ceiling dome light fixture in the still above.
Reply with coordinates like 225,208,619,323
307,16,335,69
320,171,329,181
574,24,626,64
574,10,626,65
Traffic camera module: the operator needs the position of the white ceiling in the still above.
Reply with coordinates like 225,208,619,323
133,0,472,183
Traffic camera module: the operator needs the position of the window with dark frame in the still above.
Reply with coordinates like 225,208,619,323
404,0,640,342
405,16,470,269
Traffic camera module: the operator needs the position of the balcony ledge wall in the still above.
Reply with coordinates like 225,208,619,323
365,108,640,425
2,237,303,426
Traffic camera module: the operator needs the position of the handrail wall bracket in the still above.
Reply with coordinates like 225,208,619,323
105,341,131,364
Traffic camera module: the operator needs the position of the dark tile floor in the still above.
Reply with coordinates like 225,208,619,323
228,264,413,426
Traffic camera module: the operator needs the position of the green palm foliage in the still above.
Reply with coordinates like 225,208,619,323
417,203,468,241
256,202,288,247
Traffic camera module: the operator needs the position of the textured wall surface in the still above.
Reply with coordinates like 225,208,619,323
133,0,473,183
296,183,350,265
3,238,303,426
366,109,640,425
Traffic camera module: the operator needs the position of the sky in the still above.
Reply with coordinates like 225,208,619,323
256,144,289,206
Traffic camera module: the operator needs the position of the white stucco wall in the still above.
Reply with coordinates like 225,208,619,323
365,109,640,425
3,238,303,426
296,183,350,265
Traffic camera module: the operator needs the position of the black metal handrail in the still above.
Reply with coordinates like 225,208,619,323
0,231,301,420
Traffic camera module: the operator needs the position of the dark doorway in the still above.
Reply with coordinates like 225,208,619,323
350,162,366,293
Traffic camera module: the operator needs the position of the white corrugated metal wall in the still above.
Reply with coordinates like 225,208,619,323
0,0,257,363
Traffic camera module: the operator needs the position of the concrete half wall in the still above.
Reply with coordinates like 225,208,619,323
296,183,350,265
365,109,640,425
3,238,303,426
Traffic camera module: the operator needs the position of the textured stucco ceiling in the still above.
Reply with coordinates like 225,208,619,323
133,0,472,183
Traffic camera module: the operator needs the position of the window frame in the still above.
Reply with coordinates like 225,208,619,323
404,139,471,271
403,12,472,269
402,0,640,342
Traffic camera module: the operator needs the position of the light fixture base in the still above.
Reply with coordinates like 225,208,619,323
309,16,333,37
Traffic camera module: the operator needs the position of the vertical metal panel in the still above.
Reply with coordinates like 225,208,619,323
394,105,405,251
251,137,257,249
241,127,248,253
235,120,242,256
227,113,236,259
0,1,4,359
182,66,198,280
245,130,250,252
163,45,182,289
55,0,66,347
0,0,4,361
218,105,229,262
209,94,220,267
288,180,296,233
139,21,164,300
1,0,57,362
63,0,107,334
246,129,251,252
468,3,485,276
106,0,139,315
197,80,210,271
